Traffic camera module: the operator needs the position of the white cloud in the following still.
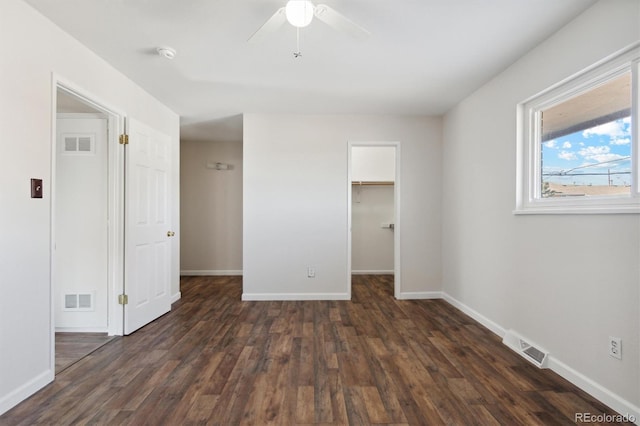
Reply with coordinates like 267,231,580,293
588,153,626,164
582,119,629,138
577,145,628,166
610,137,630,146
558,150,576,161
562,141,572,149
579,145,610,157
544,140,557,149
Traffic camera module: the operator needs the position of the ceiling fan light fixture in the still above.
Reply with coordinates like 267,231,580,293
285,0,314,28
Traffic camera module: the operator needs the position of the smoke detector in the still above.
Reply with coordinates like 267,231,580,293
156,47,176,59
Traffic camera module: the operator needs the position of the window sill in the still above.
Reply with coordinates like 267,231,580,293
514,199,640,215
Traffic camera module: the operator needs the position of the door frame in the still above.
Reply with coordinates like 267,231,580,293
50,75,126,364
347,141,401,298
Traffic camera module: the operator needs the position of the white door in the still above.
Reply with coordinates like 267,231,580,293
55,116,108,330
124,118,172,334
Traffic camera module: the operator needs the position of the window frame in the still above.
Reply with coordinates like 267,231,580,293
515,43,640,215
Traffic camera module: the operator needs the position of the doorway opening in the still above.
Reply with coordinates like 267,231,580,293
348,142,401,298
52,82,124,373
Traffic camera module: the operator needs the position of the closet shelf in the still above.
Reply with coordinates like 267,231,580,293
351,181,394,186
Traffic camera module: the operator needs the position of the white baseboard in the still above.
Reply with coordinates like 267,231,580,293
180,270,242,276
441,292,507,338
548,357,640,425
351,270,394,275
442,292,638,424
397,291,443,300
0,369,53,416
242,293,350,301
55,327,108,333
171,291,181,304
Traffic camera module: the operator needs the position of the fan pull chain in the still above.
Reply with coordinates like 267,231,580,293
294,27,302,58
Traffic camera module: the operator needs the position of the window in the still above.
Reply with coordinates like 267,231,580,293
516,44,639,214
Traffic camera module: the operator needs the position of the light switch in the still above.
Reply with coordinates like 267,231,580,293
31,178,43,198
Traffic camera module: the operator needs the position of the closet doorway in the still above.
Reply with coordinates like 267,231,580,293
53,87,119,373
348,142,401,298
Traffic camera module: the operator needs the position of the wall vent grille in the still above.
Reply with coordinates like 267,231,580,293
503,330,549,368
62,134,95,155
523,345,546,364
63,293,95,311
65,294,77,309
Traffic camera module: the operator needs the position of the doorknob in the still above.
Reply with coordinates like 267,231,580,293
167,231,175,237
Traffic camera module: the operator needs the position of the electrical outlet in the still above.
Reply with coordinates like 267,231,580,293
307,267,316,278
608,336,622,360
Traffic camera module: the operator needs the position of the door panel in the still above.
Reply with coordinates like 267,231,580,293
124,119,172,334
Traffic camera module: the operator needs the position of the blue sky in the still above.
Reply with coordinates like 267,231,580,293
541,116,631,186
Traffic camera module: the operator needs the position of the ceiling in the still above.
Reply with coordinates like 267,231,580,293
57,89,104,114
25,0,597,142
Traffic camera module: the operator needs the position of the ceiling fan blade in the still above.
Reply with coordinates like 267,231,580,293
314,4,370,39
248,7,286,42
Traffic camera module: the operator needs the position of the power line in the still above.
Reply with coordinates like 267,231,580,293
543,155,631,176
542,171,630,177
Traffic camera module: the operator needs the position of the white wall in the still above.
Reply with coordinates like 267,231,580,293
180,140,243,274
0,0,180,414
352,146,396,182
442,0,640,415
243,114,442,299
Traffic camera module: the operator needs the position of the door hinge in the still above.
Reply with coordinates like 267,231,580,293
119,134,129,145
118,294,129,305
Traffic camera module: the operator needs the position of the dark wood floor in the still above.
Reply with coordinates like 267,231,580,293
1,275,631,425
55,332,116,374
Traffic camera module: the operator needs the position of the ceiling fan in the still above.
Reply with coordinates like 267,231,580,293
248,0,370,57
